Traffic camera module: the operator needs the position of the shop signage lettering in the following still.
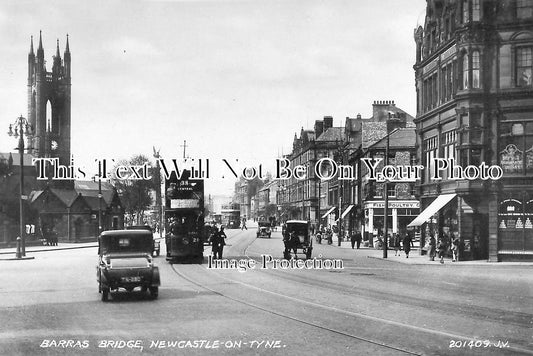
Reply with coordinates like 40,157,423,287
366,202,420,209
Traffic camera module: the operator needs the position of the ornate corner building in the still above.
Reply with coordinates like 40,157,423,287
413,0,533,261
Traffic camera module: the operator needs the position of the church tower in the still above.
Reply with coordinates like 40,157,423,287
27,31,71,167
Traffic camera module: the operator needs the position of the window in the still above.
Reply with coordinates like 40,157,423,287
472,0,480,21
462,54,469,89
463,0,469,23
499,122,533,174
423,136,438,183
517,0,533,19
442,130,457,179
387,183,396,198
472,51,481,88
517,47,532,87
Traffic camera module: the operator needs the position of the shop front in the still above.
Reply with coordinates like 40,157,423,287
498,194,533,261
408,193,490,261
364,200,419,240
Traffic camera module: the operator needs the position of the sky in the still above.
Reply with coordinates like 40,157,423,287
0,0,427,196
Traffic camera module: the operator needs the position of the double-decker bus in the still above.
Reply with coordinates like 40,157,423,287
165,171,204,263
221,203,241,229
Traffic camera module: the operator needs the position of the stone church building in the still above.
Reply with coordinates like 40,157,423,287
1,32,124,244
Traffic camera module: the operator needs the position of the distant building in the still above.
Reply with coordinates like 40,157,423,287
360,127,419,239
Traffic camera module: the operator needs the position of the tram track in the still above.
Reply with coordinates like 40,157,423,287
240,234,533,355
170,263,422,356
171,231,533,355
241,249,533,330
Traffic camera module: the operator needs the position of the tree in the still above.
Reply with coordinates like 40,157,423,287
110,154,158,225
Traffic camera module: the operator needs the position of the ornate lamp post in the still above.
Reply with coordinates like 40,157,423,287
7,116,34,258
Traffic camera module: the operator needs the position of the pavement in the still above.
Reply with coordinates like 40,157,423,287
1,221,532,265
330,239,533,266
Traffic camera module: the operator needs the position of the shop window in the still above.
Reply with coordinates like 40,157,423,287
516,47,532,87
517,0,533,19
498,197,533,252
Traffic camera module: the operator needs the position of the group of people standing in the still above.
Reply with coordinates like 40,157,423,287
427,233,461,263
390,232,414,258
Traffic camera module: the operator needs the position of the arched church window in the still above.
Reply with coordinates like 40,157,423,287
46,100,52,132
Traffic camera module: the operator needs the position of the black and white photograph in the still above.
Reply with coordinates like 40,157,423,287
0,0,532,355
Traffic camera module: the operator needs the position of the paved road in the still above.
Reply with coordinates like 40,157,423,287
0,228,531,355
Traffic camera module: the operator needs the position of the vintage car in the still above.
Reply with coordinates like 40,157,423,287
282,220,312,260
97,230,160,301
125,225,160,257
256,221,272,238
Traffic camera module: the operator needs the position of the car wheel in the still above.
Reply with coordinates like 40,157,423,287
101,288,109,302
149,287,159,299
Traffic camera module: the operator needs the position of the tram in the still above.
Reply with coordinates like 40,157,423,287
165,170,204,263
221,203,241,229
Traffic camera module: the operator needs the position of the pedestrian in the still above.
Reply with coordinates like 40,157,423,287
350,231,356,249
402,232,413,258
428,235,436,261
355,230,362,249
241,218,247,230
393,233,401,256
211,226,227,259
437,238,447,264
451,235,460,262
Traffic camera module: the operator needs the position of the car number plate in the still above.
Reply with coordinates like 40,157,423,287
121,276,141,283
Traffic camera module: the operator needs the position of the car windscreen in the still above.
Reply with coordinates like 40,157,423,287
99,234,153,254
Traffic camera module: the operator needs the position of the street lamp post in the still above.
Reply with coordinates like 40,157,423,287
7,116,34,258
96,160,103,235
383,131,390,259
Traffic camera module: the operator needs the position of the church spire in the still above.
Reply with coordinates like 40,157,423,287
56,38,61,59
65,34,70,54
29,35,34,55
37,30,44,59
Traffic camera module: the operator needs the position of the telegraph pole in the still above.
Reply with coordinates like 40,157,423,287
180,140,188,159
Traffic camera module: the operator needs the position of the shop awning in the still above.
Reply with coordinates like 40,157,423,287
341,205,355,219
321,207,336,219
407,193,457,227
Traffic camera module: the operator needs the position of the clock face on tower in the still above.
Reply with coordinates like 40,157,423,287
51,140,58,151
